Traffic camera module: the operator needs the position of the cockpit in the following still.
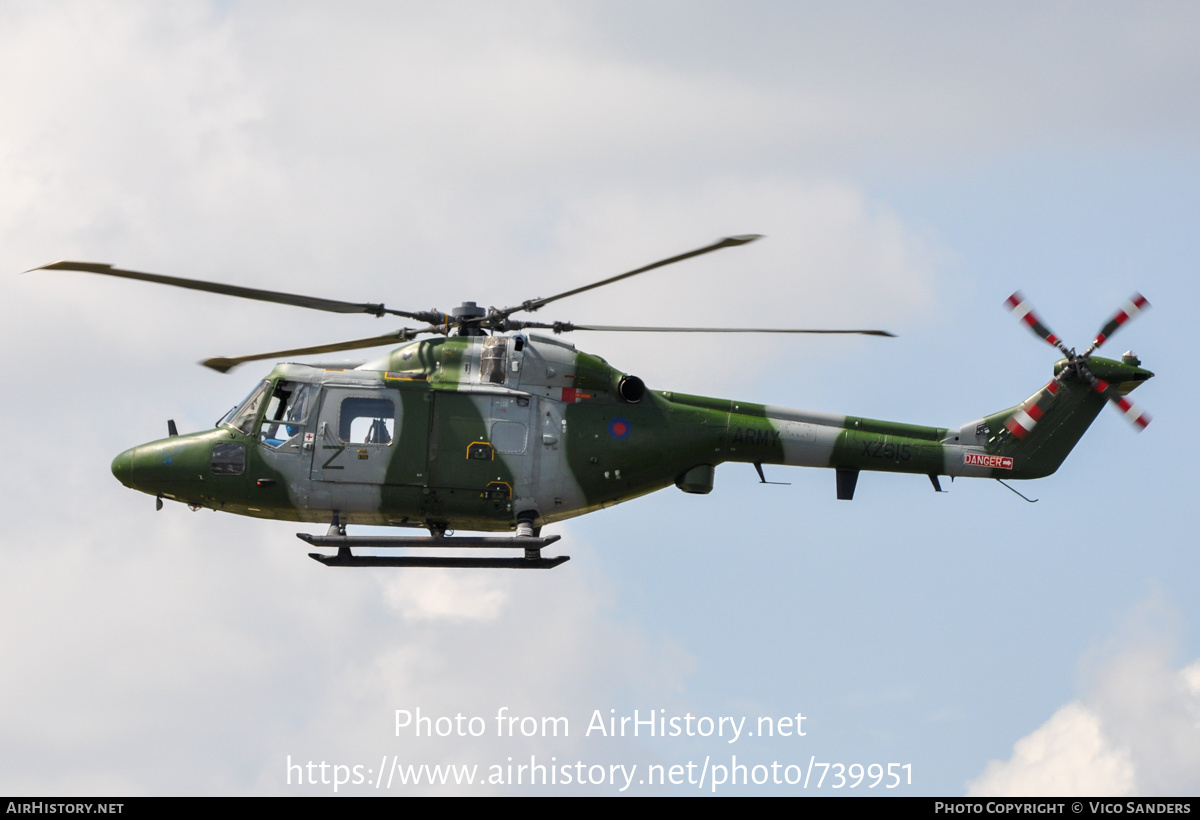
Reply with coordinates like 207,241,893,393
219,378,318,450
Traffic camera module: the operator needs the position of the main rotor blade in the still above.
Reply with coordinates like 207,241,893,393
1005,292,1071,356
201,328,433,373
507,234,762,316
1084,293,1149,356
523,322,894,336
31,261,439,321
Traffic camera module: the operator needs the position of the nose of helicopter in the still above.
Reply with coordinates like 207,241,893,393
110,434,213,494
111,448,135,487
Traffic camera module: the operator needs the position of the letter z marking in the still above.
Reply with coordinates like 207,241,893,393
322,444,346,470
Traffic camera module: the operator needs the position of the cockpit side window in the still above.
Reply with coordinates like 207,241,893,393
259,380,315,448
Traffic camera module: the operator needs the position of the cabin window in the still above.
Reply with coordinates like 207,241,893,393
338,396,396,444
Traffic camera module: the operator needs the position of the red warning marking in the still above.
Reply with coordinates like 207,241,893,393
964,453,1013,470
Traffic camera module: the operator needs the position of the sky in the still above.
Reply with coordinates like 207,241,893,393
1,0,1198,796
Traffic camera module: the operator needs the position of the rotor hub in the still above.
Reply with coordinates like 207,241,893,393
451,301,487,320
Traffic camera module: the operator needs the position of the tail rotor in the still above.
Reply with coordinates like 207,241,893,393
1004,291,1153,434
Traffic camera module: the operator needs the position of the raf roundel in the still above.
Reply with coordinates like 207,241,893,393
609,418,631,440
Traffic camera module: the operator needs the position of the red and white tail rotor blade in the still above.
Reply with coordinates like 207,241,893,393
1088,376,1151,431
1005,292,1071,356
1085,293,1149,356
1004,379,1063,439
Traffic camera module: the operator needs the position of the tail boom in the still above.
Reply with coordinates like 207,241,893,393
690,361,1150,485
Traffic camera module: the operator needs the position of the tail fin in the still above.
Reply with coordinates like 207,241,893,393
967,356,1153,479
981,379,1107,479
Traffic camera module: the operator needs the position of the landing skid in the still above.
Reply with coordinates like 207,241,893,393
297,533,569,569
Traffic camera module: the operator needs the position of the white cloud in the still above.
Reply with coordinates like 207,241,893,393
377,570,511,622
967,702,1135,797
968,620,1200,796
1083,650,1200,795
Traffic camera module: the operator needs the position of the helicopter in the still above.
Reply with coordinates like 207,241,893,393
33,236,1153,569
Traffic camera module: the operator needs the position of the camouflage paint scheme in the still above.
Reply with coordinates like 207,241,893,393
109,334,1154,532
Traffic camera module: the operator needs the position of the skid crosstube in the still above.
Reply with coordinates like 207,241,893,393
296,532,569,569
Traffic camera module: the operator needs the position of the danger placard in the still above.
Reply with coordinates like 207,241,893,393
964,453,1013,470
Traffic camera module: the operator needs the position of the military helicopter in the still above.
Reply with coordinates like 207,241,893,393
33,236,1153,569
